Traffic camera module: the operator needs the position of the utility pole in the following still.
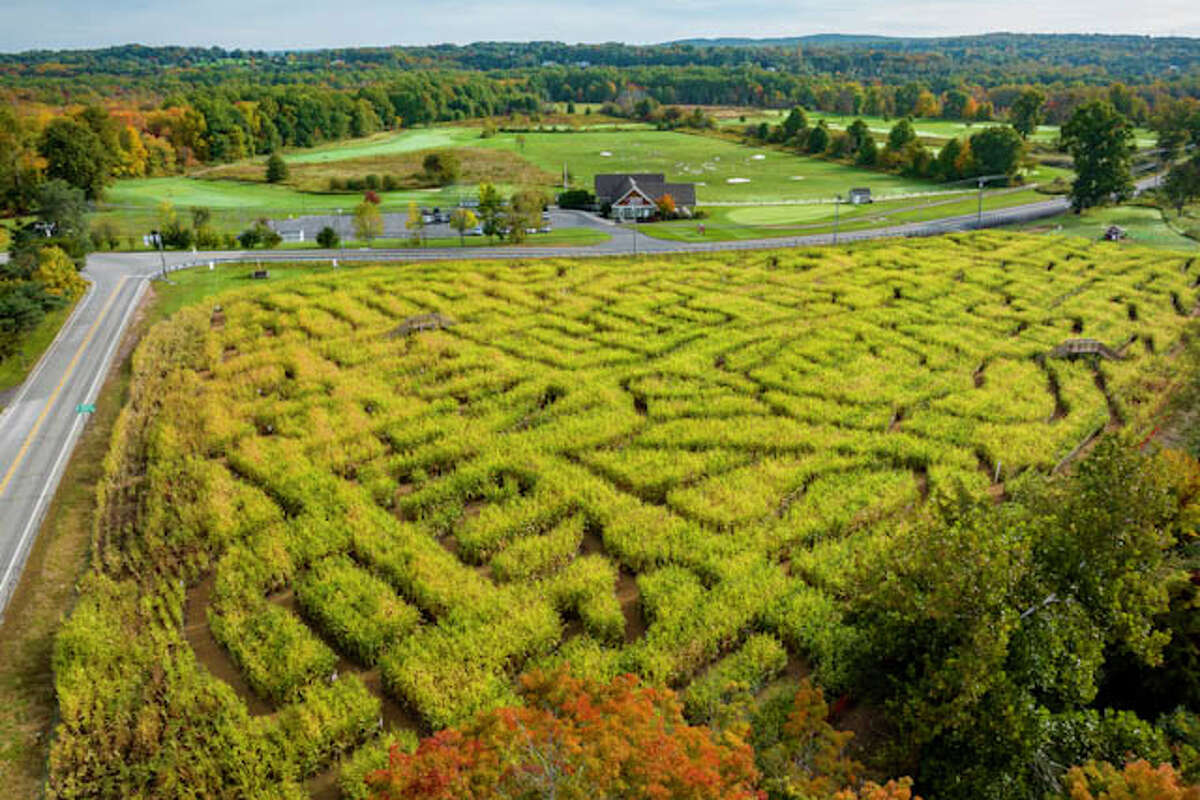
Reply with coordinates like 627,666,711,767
977,178,985,228
833,194,842,245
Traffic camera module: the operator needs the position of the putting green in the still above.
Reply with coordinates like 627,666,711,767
726,204,835,225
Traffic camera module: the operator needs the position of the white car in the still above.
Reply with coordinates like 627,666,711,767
467,225,484,236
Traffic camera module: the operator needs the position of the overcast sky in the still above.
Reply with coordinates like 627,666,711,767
3,0,1200,52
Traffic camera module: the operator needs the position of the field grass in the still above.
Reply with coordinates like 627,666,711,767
0,300,79,406
46,232,1199,798
200,146,556,193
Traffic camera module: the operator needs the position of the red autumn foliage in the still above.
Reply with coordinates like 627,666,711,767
364,190,381,205
366,667,764,800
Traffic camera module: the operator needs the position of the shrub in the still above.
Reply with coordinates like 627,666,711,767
557,189,594,210
90,220,120,251
316,226,340,248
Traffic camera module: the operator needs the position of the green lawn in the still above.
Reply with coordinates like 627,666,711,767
639,187,1048,242
1015,206,1200,251
93,178,470,245
471,128,943,203
0,300,79,404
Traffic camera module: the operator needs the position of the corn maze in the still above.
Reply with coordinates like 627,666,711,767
51,233,1199,798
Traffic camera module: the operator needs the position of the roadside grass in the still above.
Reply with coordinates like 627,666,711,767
0,292,142,798
0,301,78,405
272,227,610,250
151,261,381,321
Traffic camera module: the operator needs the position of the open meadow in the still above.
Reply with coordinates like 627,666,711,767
47,232,1199,798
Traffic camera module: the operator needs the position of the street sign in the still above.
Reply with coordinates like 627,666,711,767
76,403,95,414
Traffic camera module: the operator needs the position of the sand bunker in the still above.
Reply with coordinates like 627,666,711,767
751,154,766,160
600,151,613,157
726,177,751,184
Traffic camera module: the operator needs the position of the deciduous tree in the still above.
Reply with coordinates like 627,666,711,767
449,207,478,246
39,117,111,200
1062,101,1136,212
968,125,1025,179
1058,760,1200,800
355,201,383,244
365,668,763,800
1009,89,1046,139
477,182,504,241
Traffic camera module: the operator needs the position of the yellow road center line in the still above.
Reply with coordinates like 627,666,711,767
0,276,128,498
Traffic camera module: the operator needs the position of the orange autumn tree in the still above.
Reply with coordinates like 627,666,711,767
1059,760,1200,800
367,667,763,800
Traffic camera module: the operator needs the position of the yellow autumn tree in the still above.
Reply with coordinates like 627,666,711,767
33,246,87,300
117,125,148,177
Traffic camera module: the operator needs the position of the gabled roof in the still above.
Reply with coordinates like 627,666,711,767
595,173,697,207
596,173,665,202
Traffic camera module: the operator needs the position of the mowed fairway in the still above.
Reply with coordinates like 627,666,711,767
49,233,1200,796
473,128,936,202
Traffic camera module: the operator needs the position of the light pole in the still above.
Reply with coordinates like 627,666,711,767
150,229,166,279
977,178,985,228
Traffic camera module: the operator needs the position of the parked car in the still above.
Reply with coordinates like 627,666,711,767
467,225,484,236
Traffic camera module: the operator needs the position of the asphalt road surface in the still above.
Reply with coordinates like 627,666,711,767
0,189,1146,620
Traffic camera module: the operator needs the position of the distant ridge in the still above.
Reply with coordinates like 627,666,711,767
665,31,1200,47
666,34,899,47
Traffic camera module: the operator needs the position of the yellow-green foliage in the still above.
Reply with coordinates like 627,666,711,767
50,233,1199,795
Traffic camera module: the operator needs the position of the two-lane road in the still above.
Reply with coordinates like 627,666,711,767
0,183,1164,620
0,262,147,614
